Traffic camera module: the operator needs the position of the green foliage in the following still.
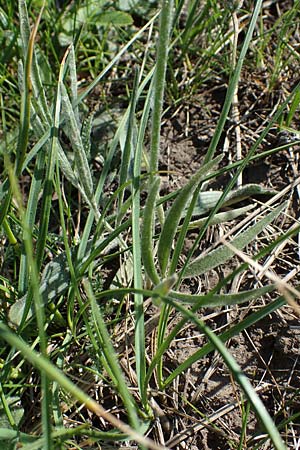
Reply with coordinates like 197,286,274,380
0,0,299,449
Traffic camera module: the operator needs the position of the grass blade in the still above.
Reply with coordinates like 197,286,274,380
87,281,141,427
204,0,263,163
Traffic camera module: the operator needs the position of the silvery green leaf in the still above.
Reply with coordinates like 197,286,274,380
157,155,223,275
81,113,94,161
184,202,286,278
18,0,30,56
9,252,70,326
170,284,275,306
68,44,79,126
141,177,161,284
183,204,255,230
60,83,97,214
192,184,277,217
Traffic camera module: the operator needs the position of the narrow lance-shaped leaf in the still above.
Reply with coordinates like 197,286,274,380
60,83,97,216
141,177,161,285
149,0,174,176
35,48,67,269
184,202,286,278
16,3,44,175
157,155,222,275
68,44,80,126
190,184,277,217
179,204,255,231
170,284,276,306
19,0,52,127
118,68,139,208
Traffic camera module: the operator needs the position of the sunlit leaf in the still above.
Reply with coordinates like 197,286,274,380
184,203,286,278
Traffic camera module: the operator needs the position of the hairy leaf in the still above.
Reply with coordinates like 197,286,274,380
141,177,161,284
157,155,222,275
184,202,286,278
170,284,275,306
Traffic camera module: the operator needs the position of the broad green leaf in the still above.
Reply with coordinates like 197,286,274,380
184,202,286,278
157,155,222,275
0,428,36,443
94,11,133,26
0,397,24,429
9,219,131,326
118,0,157,11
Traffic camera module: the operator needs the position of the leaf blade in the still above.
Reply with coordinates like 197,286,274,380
157,155,222,275
184,202,286,278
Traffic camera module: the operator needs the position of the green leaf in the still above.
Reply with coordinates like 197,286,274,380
184,202,286,278
191,184,277,217
9,252,70,326
141,177,161,284
180,204,255,231
0,396,26,448
95,11,133,26
170,284,276,306
9,218,132,327
60,83,97,217
157,155,222,275
0,397,23,429
0,428,36,443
